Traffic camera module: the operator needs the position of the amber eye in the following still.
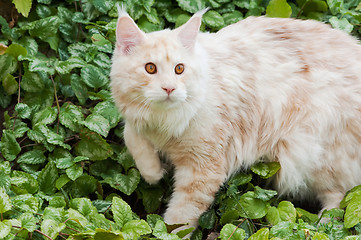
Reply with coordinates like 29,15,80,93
175,63,184,75
145,62,157,74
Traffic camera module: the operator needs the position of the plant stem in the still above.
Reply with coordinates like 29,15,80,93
227,219,246,240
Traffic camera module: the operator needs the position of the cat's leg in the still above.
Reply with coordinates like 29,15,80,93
124,123,164,184
163,161,227,230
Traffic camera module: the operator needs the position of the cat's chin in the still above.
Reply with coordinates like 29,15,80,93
151,98,183,110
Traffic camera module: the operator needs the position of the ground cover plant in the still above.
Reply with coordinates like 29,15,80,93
0,0,361,239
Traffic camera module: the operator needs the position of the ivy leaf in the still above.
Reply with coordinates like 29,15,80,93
17,149,47,164
38,162,58,195
176,0,206,13
69,174,97,198
0,130,21,161
81,64,109,89
66,164,83,181
0,188,12,213
56,174,71,190
75,131,113,160
266,0,292,18
80,113,110,138
29,16,61,51
223,11,243,25
203,10,224,29
112,197,133,228
70,198,98,217
220,224,246,240
254,186,277,201
12,0,32,17
50,148,74,169
55,57,86,75
19,212,37,232
92,0,114,14
71,74,89,105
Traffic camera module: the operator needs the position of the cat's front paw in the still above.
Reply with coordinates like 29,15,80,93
140,167,165,184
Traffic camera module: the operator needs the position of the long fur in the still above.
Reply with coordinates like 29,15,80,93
110,12,361,229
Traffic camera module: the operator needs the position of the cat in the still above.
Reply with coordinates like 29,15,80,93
110,8,361,233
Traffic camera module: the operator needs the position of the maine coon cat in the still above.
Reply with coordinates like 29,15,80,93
110,8,361,231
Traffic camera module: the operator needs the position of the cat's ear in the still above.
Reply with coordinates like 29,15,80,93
115,5,144,54
177,9,208,50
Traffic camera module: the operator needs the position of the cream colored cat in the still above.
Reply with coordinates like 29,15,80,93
110,8,361,231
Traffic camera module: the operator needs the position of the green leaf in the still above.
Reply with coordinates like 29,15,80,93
41,219,66,239
238,191,268,219
344,194,361,228
220,223,246,240
56,174,71,190
5,43,27,58
69,174,97,197
140,185,164,213
17,149,46,164
223,11,243,25
296,208,318,223
248,228,269,240
12,194,39,213
59,102,84,132
176,0,206,13
49,196,66,208
266,0,292,18
21,70,45,92
71,74,89,105
269,221,296,239
329,16,353,33
12,0,32,17
312,232,330,240
251,162,280,179
19,212,37,232
75,131,113,160
29,16,60,51
15,103,32,119
55,57,86,75
267,201,296,225
0,188,12,213
70,198,97,217
27,56,56,75
153,220,181,240
32,106,57,127
0,54,17,81
51,148,73,169
254,186,277,201
2,74,17,95
203,10,224,29
199,209,216,229
81,64,109,89
66,164,83,181
68,208,89,227
102,168,140,195
11,171,39,194
81,113,110,138
93,101,122,128
38,162,58,195
0,220,11,239
122,220,152,239
112,197,133,228
1,130,21,161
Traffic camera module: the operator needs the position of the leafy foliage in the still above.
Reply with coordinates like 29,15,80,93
0,0,361,239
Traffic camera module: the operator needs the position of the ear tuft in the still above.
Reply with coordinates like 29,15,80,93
177,8,208,50
115,5,144,55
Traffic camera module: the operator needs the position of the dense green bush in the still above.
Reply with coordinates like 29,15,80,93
0,0,361,239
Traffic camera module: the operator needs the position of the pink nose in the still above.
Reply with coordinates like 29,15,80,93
162,87,175,95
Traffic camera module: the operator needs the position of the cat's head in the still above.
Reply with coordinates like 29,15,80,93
110,8,208,120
